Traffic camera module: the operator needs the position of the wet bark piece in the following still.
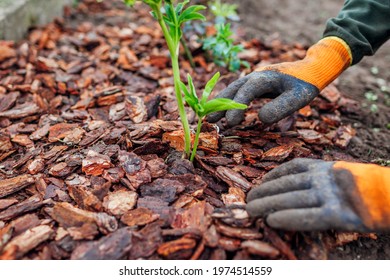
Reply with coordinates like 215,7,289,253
71,227,133,260
0,225,54,260
215,166,252,192
47,202,117,234
0,175,35,198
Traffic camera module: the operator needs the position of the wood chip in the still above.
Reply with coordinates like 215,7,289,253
216,166,252,192
0,175,35,198
71,227,133,260
241,240,280,258
103,190,138,216
0,225,54,260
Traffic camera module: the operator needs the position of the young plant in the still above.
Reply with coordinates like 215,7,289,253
180,72,247,161
203,23,249,72
124,0,247,160
124,0,205,158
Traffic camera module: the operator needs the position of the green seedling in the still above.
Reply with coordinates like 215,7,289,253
124,0,247,160
203,23,249,72
180,72,247,161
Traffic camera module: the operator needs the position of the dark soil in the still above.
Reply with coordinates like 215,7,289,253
239,0,390,260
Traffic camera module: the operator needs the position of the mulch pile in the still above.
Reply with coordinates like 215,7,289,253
0,0,375,260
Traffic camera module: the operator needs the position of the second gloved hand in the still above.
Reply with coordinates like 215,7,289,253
246,158,390,232
208,37,352,126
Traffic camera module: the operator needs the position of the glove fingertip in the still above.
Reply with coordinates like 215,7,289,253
245,201,262,218
225,109,245,127
206,111,225,123
258,105,282,124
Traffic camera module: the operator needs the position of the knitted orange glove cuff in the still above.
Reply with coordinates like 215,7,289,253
334,161,390,230
257,37,352,90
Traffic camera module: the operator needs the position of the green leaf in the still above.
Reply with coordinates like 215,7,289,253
178,5,206,24
179,13,206,24
201,72,220,104
180,78,199,114
187,74,198,101
200,98,247,118
175,0,189,14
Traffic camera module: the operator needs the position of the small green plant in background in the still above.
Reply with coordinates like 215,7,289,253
124,0,247,161
209,0,239,24
203,23,249,72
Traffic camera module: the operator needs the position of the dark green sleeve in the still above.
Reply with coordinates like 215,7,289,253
323,0,390,65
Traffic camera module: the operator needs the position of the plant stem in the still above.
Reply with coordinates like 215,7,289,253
155,6,192,158
190,117,203,162
180,37,195,68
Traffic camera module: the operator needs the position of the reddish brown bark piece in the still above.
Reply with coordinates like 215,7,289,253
241,240,280,258
47,202,117,234
0,45,16,62
0,195,49,221
0,198,18,210
157,237,196,259
0,91,20,112
8,213,41,237
125,96,147,124
298,129,331,145
0,225,54,260
222,187,246,206
215,221,263,240
68,185,103,212
71,227,133,260
0,174,35,198
216,166,252,192
129,223,162,259
0,134,13,153
263,227,297,260
261,145,294,162
120,207,159,227
82,150,112,176
48,123,79,142
172,201,212,232
103,190,138,216
0,102,40,119
218,236,241,251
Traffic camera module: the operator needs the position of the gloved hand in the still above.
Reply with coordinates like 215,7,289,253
246,158,390,232
208,37,352,126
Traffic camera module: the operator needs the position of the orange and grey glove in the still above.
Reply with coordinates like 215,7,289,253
246,158,390,232
208,36,352,125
